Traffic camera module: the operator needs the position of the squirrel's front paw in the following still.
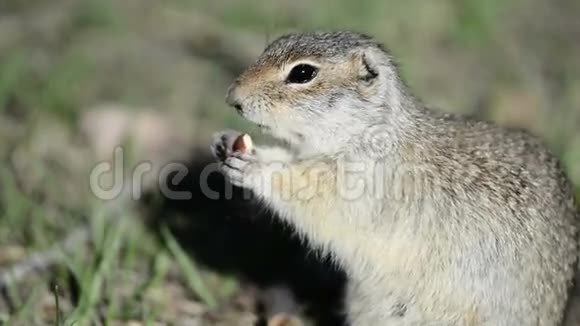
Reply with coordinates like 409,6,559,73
211,130,261,189
210,129,243,161
222,152,261,188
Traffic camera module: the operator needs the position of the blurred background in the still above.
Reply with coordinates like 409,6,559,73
0,0,579,325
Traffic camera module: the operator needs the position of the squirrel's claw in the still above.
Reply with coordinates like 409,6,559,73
210,130,243,161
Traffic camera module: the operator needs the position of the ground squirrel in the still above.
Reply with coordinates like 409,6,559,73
210,31,578,325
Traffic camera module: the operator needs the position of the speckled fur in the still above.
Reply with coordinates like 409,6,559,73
212,31,579,325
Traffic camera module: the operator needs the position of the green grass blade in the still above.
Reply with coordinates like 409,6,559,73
160,225,218,309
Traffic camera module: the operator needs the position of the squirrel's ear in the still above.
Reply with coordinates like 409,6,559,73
356,51,379,83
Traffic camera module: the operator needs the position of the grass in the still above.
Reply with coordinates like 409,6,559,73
160,225,218,310
0,0,578,324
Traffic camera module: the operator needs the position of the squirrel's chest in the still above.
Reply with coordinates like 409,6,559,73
289,191,483,323
300,197,448,272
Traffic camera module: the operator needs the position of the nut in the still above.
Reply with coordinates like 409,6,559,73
233,133,253,153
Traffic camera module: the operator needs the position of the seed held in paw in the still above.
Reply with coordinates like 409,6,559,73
233,133,253,153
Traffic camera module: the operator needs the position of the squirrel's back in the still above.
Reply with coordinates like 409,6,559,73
413,109,577,218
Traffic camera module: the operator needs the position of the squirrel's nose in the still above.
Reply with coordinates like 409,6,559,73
226,82,244,114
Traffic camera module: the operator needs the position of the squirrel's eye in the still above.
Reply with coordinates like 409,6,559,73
286,64,318,84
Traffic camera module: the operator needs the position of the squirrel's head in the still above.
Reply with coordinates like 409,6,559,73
226,31,409,154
